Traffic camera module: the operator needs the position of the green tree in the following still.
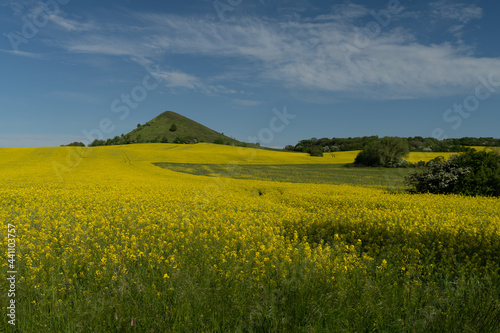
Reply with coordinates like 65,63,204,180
306,146,323,157
65,142,85,147
453,149,500,196
89,139,105,147
169,124,177,132
161,136,168,143
404,156,470,194
354,137,409,167
405,149,500,196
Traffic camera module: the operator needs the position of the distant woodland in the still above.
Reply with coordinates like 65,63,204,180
285,136,500,156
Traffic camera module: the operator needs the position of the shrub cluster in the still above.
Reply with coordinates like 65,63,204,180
62,142,86,147
405,149,500,196
354,137,410,167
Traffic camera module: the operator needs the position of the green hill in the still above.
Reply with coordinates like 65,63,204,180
125,111,244,145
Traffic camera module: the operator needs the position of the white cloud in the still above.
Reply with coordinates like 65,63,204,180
0,49,43,58
159,71,200,89
48,13,96,32
49,7,500,100
430,0,482,23
428,1,482,40
63,35,149,56
153,69,238,96
314,3,369,22
1,0,38,16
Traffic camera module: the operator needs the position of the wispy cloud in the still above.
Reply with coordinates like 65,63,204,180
159,70,200,89
314,3,369,22
429,1,482,40
153,69,238,96
1,0,39,16
430,0,482,23
48,13,97,32
0,49,44,58
47,5,499,100
62,35,149,56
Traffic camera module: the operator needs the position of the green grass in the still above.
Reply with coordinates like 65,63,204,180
153,163,413,190
6,212,500,332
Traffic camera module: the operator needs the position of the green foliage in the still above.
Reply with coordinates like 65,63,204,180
183,136,198,144
405,150,500,196
354,137,410,167
404,156,471,194
306,146,324,157
455,150,500,196
103,136,123,146
213,138,224,145
161,136,168,143
64,142,85,147
90,139,106,147
169,123,177,132
171,136,198,144
290,136,498,154
353,147,380,166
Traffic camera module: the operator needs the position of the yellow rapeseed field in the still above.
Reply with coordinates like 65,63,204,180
1,143,499,331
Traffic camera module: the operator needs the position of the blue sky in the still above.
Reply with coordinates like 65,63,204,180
1,0,499,148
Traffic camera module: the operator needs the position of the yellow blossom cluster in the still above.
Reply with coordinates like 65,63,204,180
0,143,498,330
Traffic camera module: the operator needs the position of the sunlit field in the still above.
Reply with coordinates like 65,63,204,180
1,144,499,332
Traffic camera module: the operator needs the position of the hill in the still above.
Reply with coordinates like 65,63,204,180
128,111,243,145
90,111,247,146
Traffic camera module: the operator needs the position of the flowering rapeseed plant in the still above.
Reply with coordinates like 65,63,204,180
0,144,498,331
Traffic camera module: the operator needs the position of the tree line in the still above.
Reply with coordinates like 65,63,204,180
286,136,500,156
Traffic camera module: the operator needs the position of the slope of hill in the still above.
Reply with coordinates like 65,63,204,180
125,111,243,145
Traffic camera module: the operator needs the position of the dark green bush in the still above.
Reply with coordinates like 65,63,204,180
89,139,106,147
65,142,85,147
213,138,224,145
306,146,324,157
405,150,500,196
354,137,410,167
